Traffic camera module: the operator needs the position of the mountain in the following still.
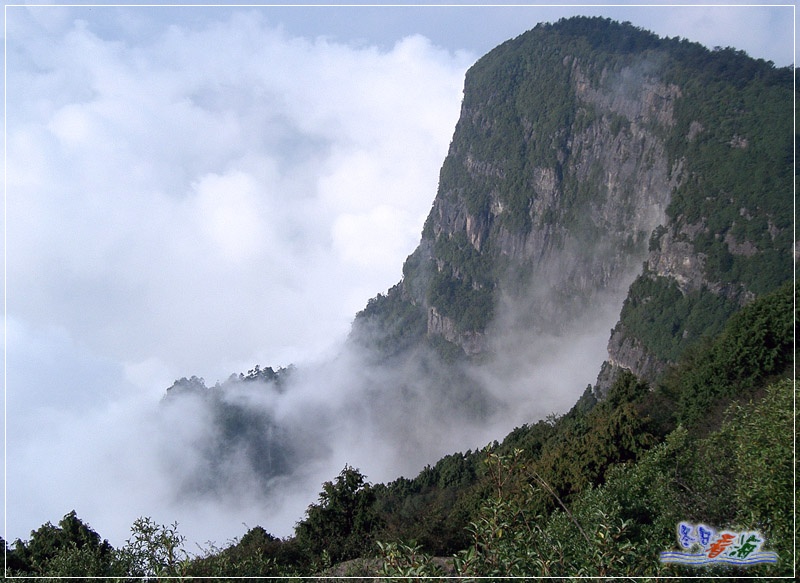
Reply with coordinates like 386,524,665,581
7,16,795,579
160,13,793,541
154,13,793,531
351,17,793,391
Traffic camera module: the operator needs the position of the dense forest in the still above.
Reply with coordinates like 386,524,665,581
5,16,795,579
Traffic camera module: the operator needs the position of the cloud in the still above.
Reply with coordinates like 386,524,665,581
5,7,472,546
7,8,471,377
191,171,269,264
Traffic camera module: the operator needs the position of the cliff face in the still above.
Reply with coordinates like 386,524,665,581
353,17,793,394
389,25,681,356
598,35,793,388
418,72,676,349
155,18,794,517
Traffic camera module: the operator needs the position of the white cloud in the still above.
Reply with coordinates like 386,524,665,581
5,7,471,546
191,171,268,264
332,205,418,269
7,8,470,374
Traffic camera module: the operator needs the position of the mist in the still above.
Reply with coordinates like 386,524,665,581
5,6,473,549
113,244,640,548
6,259,629,551
6,2,791,555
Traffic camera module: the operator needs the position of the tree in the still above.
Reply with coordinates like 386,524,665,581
116,516,188,578
294,465,383,565
10,510,118,579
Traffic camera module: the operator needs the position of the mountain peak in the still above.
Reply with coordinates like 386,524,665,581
353,15,792,390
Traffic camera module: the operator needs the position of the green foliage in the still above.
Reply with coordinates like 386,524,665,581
448,18,587,233
372,450,484,555
427,269,495,332
9,511,119,579
618,271,739,362
564,377,793,576
294,465,383,565
723,380,794,556
664,281,794,427
456,448,567,577
658,379,794,577
185,526,303,578
494,418,557,458
519,370,657,511
539,16,665,58
433,231,495,286
117,516,189,578
424,232,500,334
378,447,662,577
164,365,301,492
242,363,294,386
660,39,793,294
378,374,793,577
352,283,427,356
377,540,447,578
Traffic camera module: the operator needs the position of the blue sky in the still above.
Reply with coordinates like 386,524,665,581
21,2,794,66
4,0,795,549
247,2,796,66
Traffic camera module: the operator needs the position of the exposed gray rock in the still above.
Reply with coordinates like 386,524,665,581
600,321,671,390
427,307,486,355
410,54,680,355
357,22,791,404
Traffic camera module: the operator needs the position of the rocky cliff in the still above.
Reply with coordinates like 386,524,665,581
599,29,793,388
352,17,793,395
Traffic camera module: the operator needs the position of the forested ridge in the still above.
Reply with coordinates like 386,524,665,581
5,16,795,579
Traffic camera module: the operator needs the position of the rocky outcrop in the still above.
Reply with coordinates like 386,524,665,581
645,221,755,305
646,223,707,292
427,307,485,355
598,322,670,393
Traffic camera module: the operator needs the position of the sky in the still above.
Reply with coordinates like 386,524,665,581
3,0,795,552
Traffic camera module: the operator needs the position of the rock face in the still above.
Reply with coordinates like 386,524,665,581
398,28,681,355
353,17,793,396
601,325,668,385
427,306,484,356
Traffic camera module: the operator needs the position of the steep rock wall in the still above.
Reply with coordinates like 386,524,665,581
353,18,793,402
406,41,680,355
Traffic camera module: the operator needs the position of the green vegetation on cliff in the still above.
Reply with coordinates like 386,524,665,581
618,271,739,361
367,16,792,365
616,30,793,366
